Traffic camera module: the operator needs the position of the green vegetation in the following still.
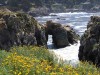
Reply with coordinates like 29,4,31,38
0,0,100,11
0,46,100,75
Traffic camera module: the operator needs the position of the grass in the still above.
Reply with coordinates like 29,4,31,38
0,46,100,75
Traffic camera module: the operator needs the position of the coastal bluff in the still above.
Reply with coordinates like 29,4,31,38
79,16,100,66
0,11,46,50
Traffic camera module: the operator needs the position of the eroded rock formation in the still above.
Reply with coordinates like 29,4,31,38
45,20,79,48
78,16,100,66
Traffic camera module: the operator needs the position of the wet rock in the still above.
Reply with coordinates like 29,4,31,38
78,16,100,67
45,21,79,48
0,11,46,50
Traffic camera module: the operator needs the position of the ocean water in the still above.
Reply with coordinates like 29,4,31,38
35,12,100,65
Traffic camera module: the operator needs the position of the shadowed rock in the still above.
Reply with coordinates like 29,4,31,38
78,16,100,67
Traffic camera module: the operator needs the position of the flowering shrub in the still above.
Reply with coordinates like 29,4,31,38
0,46,100,75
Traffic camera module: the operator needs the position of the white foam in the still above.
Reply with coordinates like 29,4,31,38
53,12,88,16
49,41,80,65
74,25,86,29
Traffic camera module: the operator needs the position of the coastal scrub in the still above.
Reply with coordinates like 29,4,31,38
0,46,100,75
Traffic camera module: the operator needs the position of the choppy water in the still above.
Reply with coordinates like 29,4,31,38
35,12,100,65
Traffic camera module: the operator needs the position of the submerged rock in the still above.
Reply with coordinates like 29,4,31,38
78,16,100,66
0,11,46,50
45,20,79,48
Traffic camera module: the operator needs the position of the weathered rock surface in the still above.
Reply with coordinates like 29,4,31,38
0,11,46,50
45,21,79,48
78,16,100,66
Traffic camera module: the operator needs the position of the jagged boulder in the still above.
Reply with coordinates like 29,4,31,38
0,11,46,50
78,16,100,66
45,20,79,48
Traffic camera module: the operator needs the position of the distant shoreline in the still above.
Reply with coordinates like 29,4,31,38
34,9,100,17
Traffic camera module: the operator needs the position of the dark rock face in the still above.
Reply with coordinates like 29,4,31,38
78,16,100,66
45,21,79,48
0,12,46,50
52,27,69,47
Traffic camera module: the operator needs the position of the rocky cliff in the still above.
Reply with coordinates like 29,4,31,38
79,16,100,66
0,11,46,50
